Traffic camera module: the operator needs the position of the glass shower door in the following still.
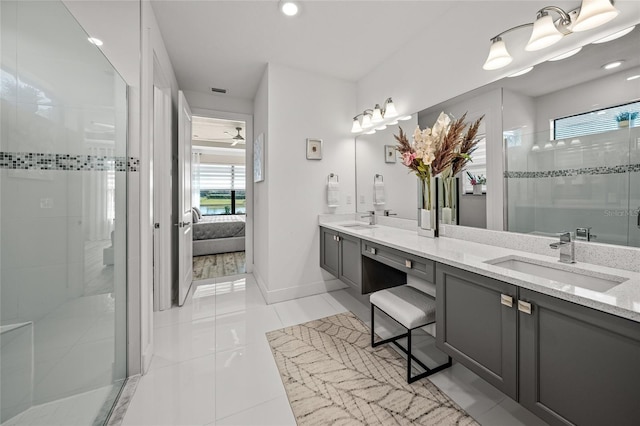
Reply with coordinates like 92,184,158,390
629,126,640,248
0,1,128,424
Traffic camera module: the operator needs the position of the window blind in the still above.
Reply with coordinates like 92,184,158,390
554,101,640,139
198,164,245,190
462,136,486,194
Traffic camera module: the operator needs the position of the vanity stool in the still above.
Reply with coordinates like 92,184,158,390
370,285,452,383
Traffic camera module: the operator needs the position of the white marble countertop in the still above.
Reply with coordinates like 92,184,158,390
319,220,640,323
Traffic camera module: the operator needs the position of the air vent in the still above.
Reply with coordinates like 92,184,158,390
211,87,227,94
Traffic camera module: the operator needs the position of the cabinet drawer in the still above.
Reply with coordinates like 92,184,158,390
361,241,434,283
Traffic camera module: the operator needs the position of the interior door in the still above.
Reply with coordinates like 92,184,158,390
178,90,193,306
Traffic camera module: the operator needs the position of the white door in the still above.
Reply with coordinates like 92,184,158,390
178,90,193,306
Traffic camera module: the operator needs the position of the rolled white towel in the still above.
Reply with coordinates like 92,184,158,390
327,181,340,207
373,181,385,205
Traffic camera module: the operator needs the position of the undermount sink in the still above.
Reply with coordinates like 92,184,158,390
340,223,376,230
486,256,628,292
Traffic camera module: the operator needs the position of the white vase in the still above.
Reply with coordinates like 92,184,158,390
618,120,629,128
442,207,452,225
420,208,433,230
473,184,482,195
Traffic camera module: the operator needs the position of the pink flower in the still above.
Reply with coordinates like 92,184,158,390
402,152,416,166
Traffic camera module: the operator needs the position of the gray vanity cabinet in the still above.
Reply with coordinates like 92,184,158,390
518,288,640,426
320,227,340,277
319,227,362,291
435,263,518,400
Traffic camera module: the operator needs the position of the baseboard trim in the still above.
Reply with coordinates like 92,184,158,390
263,279,348,304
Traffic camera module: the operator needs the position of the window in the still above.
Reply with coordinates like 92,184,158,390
462,135,486,194
197,164,246,215
553,101,640,140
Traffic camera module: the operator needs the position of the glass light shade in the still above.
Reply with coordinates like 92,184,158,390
371,105,383,123
531,144,540,151
508,67,534,77
384,98,398,118
351,118,362,133
365,130,376,135
572,0,619,32
525,14,563,51
483,39,512,70
361,113,373,128
398,115,412,121
375,125,387,131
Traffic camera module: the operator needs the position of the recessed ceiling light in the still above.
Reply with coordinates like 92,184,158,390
87,37,103,46
592,26,636,44
280,1,299,16
548,47,582,62
627,75,640,81
602,60,623,70
508,67,534,78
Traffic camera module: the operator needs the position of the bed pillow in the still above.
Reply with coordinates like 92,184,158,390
192,209,199,224
193,206,203,219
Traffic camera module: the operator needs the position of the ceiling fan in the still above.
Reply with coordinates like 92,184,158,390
224,127,245,146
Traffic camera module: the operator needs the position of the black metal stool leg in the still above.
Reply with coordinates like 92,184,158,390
407,328,412,383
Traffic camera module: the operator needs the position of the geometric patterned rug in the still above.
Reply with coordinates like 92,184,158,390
266,312,479,425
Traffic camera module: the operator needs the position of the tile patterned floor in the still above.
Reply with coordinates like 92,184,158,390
122,275,549,426
193,252,246,281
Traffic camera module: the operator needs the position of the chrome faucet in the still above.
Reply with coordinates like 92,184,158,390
549,232,575,264
361,210,376,225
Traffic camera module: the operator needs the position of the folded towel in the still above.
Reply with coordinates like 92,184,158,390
327,181,340,207
373,181,385,205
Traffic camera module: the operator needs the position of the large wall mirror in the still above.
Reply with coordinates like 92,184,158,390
355,22,640,247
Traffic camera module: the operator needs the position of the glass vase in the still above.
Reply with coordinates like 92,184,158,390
439,176,458,225
417,175,438,238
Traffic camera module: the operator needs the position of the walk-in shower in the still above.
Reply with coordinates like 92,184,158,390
1,1,129,423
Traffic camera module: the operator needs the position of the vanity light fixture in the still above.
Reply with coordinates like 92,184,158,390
279,1,299,16
544,141,554,149
548,47,582,61
375,125,387,131
592,25,635,43
571,139,581,145
602,60,623,70
508,67,534,77
87,37,103,46
556,140,566,146
365,130,376,135
571,0,619,32
482,0,620,71
531,144,541,151
627,75,640,81
350,98,401,133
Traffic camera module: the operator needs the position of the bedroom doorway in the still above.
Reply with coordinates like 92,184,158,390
191,115,247,281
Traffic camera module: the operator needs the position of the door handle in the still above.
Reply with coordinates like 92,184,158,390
183,221,191,226
637,207,640,229
500,294,513,308
518,300,532,315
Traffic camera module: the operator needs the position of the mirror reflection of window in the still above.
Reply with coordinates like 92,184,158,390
463,135,487,194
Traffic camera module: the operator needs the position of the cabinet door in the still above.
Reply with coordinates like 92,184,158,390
436,263,518,399
338,232,361,290
319,227,339,277
519,288,640,426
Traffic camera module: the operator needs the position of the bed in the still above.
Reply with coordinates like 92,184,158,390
192,214,246,256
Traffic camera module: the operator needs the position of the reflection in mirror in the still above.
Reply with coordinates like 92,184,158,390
355,115,418,219
417,22,640,247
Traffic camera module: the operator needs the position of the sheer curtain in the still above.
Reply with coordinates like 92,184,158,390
192,152,201,210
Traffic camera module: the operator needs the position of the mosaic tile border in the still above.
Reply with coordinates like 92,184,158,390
505,163,640,179
0,152,139,172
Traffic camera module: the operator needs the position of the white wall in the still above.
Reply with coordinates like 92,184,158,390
355,116,418,219
184,89,253,116
253,63,356,303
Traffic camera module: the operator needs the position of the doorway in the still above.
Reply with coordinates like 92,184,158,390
191,115,248,280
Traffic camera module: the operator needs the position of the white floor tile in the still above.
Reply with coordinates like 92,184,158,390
475,397,550,426
151,316,216,369
214,275,267,316
122,355,216,426
214,306,282,352
215,395,295,426
322,289,369,320
272,294,341,328
153,291,216,330
214,342,286,420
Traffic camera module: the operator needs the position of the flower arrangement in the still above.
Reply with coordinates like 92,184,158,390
615,111,638,122
466,171,486,186
394,112,484,211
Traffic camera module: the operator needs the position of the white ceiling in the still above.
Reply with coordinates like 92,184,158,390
150,0,456,100
192,116,246,150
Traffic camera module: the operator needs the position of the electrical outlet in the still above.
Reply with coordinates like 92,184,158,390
40,198,53,209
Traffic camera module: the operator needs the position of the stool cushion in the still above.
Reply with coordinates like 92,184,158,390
370,285,436,329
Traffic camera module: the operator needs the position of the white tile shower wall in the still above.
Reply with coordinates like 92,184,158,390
440,224,640,272
0,323,33,423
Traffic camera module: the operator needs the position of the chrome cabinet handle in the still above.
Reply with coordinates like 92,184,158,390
369,247,376,255
518,300,532,315
405,260,412,268
500,294,513,308
336,236,341,242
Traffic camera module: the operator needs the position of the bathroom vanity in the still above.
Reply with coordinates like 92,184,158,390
319,220,640,426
